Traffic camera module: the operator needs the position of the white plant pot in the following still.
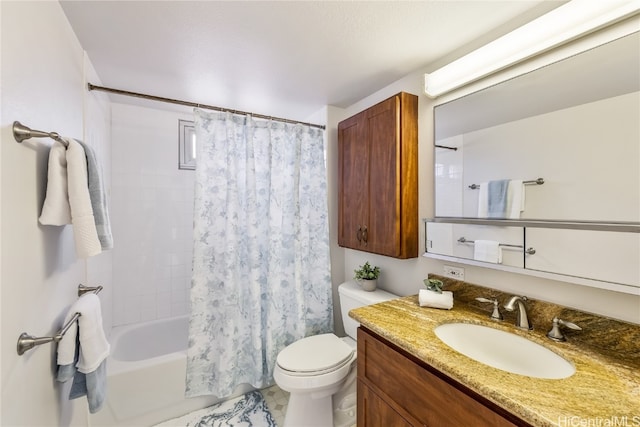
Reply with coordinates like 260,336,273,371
360,279,377,292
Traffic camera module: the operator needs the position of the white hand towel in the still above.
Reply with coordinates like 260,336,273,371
473,239,502,264
419,289,454,310
56,293,110,373
39,138,102,258
506,179,524,219
477,182,489,217
39,141,72,225
66,138,102,258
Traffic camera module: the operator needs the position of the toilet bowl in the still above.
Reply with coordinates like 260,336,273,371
274,334,356,427
274,281,398,427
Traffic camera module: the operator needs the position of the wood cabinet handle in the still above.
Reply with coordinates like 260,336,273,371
362,226,368,245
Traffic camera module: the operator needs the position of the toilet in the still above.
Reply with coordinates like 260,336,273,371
273,281,398,427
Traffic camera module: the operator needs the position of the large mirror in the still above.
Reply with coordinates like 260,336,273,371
434,32,640,224
429,31,640,293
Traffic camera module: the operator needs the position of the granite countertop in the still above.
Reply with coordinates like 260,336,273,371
349,277,640,427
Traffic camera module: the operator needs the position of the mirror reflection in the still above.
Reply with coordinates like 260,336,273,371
434,32,640,223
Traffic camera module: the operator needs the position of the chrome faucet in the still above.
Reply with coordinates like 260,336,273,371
503,296,532,330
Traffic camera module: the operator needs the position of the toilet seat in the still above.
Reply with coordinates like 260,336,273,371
277,333,355,376
274,283,399,427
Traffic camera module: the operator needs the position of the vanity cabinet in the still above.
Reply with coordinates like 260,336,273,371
357,327,528,427
338,92,418,259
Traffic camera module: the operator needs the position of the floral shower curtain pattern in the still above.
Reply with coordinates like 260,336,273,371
186,109,333,398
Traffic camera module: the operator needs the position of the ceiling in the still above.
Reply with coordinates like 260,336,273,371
60,1,564,122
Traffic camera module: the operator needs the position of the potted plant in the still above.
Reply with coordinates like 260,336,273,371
419,277,453,310
354,262,381,291
423,278,444,294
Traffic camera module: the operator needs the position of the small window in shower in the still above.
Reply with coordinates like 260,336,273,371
179,119,196,170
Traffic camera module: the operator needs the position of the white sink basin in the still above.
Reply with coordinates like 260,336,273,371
434,323,575,379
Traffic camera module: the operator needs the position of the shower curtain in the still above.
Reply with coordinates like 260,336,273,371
186,109,333,398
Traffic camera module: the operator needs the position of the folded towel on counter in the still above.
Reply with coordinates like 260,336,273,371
57,293,110,413
40,138,102,258
419,289,454,310
77,141,113,250
473,239,502,264
39,141,72,225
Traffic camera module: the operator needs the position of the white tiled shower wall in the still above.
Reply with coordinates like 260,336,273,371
111,103,195,326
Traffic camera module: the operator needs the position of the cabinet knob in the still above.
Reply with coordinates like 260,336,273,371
525,247,536,255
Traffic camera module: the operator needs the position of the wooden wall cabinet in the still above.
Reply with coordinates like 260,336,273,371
338,92,418,259
357,327,529,427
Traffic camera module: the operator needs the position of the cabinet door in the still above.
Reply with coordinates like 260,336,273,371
358,382,414,427
525,228,640,286
358,328,522,427
338,92,418,259
366,95,401,256
338,110,369,249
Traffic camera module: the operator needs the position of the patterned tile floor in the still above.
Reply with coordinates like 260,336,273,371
260,384,290,426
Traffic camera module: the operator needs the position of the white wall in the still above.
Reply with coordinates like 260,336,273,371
1,2,111,425
327,24,640,325
84,55,114,337
458,92,640,222
110,103,194,326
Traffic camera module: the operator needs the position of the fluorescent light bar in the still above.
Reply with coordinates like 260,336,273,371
424,0,640,98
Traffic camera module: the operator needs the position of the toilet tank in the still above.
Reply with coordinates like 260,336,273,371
338,281,398,340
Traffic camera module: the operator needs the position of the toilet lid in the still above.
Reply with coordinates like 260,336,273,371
277,333,355,375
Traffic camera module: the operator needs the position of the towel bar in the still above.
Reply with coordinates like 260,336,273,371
468,178,544,190
16,284,103,356
12,121,69,148
457,237,536,255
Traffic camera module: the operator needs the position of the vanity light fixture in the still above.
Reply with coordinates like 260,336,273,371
423,0,640,98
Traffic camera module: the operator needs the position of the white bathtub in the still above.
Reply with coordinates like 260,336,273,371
90,316,233,426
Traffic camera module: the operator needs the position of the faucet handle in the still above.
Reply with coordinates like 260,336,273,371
475,297,504,321
547,317,582,342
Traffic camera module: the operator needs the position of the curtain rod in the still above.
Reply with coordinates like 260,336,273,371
87,83,326,130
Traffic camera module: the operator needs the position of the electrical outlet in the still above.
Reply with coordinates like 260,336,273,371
443,265,465,280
